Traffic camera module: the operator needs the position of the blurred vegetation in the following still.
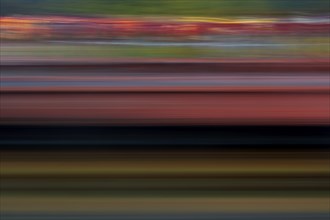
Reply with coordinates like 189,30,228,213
2,37,329,59
1,0,329,16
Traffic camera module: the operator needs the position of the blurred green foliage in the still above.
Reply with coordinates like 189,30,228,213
1,0,329,16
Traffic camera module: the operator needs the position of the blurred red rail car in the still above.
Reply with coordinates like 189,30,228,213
1,61,329,126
